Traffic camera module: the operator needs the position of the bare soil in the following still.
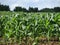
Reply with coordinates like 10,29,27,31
0,37,60,45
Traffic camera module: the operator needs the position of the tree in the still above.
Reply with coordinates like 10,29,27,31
29,7,34,12
54,7,60,12
22,8,28,12
33,8,38,12
14,7,28,12
14,7,22,11
0,4,10,11
28,7,38,12
40,8,54,12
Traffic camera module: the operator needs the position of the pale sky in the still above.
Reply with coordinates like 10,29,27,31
0,0,60,10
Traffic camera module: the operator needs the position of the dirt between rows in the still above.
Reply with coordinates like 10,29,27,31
0,41,60,45
0,37,60,45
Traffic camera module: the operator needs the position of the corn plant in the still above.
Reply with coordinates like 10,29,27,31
0,12,60,45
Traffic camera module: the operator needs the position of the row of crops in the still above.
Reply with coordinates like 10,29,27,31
0,12,60,45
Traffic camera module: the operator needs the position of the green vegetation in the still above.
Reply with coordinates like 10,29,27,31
0,12,60,45
0,4,60,12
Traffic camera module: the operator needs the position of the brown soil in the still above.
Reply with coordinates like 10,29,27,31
0,41,60,45
0,37,60,45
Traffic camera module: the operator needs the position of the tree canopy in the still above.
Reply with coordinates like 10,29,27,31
0,3,60,12
0,4,10,11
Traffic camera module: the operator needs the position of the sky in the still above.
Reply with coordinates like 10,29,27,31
0,0,60,10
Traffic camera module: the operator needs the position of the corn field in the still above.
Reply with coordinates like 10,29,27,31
0,12,60,45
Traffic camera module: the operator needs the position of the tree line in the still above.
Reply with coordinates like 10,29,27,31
0,4,60,12
0,3,10,11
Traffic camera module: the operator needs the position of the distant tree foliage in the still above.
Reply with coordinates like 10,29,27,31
22,8,28,12
28,7,38,12
14,7,28,12
0,3,60,12
54,7,60,12
40,7,60,12
0,4,10,11
14,7,22,11
40,8,54,12
14,6,60,12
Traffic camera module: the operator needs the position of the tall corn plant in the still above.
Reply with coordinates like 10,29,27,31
0,12,60,45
